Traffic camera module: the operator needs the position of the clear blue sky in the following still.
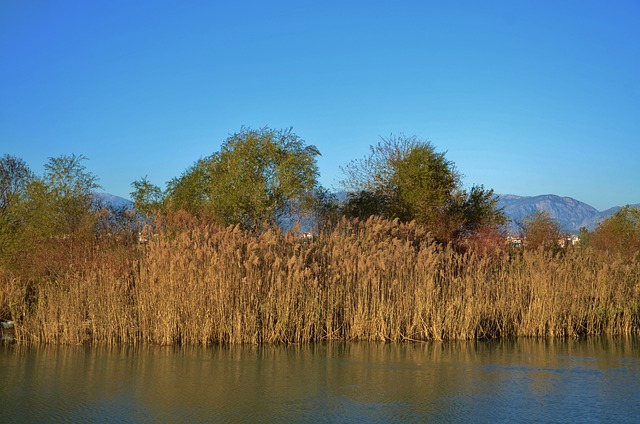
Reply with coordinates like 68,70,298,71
2,1,638,211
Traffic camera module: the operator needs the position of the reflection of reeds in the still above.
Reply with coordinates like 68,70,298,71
1,216,639,345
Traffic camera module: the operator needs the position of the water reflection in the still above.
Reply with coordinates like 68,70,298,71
1,337,639,422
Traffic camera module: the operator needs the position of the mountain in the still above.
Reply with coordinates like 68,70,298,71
93,192,133,210
91,191,637,235
497,194,639,234
585,205,640,230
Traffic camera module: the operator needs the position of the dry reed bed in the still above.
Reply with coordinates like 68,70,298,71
2,216,639,345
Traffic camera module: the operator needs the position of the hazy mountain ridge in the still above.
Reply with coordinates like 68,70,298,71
93,192,133,210
497,194,640,234
92,192,638,235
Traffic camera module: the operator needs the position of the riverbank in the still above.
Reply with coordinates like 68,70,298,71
1,217,639,345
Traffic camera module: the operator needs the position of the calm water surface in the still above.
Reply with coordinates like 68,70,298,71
1,337,639,423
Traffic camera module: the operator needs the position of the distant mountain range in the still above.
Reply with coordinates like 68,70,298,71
93,192,133,210
93,192,638,235
496,194,640,234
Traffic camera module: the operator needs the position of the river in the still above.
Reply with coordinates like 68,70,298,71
1,337,639,423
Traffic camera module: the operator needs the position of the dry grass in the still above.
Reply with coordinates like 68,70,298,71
1,216,639,345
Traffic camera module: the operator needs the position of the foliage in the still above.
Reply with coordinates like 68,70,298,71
131,176,165,216
0,154,102,277
578,226,591,249
166,127,321,230
341,134,505,241
0,154,33,216
341,190,389,220
341,134,427,195
520,211,563,251
305,186,341,231
591,205,640,257
0,155,34,258
456,184,507,236
393,141,460,227
165,157,211,216
40,154,101,235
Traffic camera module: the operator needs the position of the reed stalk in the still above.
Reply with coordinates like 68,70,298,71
1,216,638,345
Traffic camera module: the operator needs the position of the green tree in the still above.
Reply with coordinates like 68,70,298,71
43,154,100,234
341,189,389,220
520,211,563,251
165,157,211,216
0,154,33,216
0,155,34,260
578,226,591,249
131,176,164,216
166,127,321,230
1,154,101,275
456,184,506,236
341,134,505,241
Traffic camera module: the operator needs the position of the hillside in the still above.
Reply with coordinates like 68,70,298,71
497,194,639,234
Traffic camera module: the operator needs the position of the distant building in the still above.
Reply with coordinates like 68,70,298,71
506,236,523,248
558,235,580,248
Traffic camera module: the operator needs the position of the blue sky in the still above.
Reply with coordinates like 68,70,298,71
1,1,638,211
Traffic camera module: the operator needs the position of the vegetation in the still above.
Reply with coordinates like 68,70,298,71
0,154,109,279
0,155,33,263
0,154,33,216
591,205,640,258
1,216,639,345
164,127,322,230
341,135,505,242
130,176,164,217
519,211,564,252
1,134,639,345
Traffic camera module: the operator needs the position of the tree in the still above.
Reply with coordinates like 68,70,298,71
165,157,212,216
0,155,34,260
591,205,640,256
0,154,33,216
40,154,101,235
578,226,591,249
1,154,101,275
341,189,389,220
393,141,461,226
307,186,341,231
166,127,322,230
341,134,505,241
456,184,506,236
520,211,563,251
131,176,164,216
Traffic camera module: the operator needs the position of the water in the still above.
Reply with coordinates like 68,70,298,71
1,337,639,423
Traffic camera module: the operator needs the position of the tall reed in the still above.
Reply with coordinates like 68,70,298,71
2,216,638,345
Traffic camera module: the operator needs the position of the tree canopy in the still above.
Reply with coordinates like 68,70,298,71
0,154,33,217
131,176,165,216
0,155,34,260
341,135,505,241
165,127,321,230
41,154,101,235
0,154,102,275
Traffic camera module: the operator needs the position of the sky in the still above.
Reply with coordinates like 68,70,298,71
1,1,639,211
